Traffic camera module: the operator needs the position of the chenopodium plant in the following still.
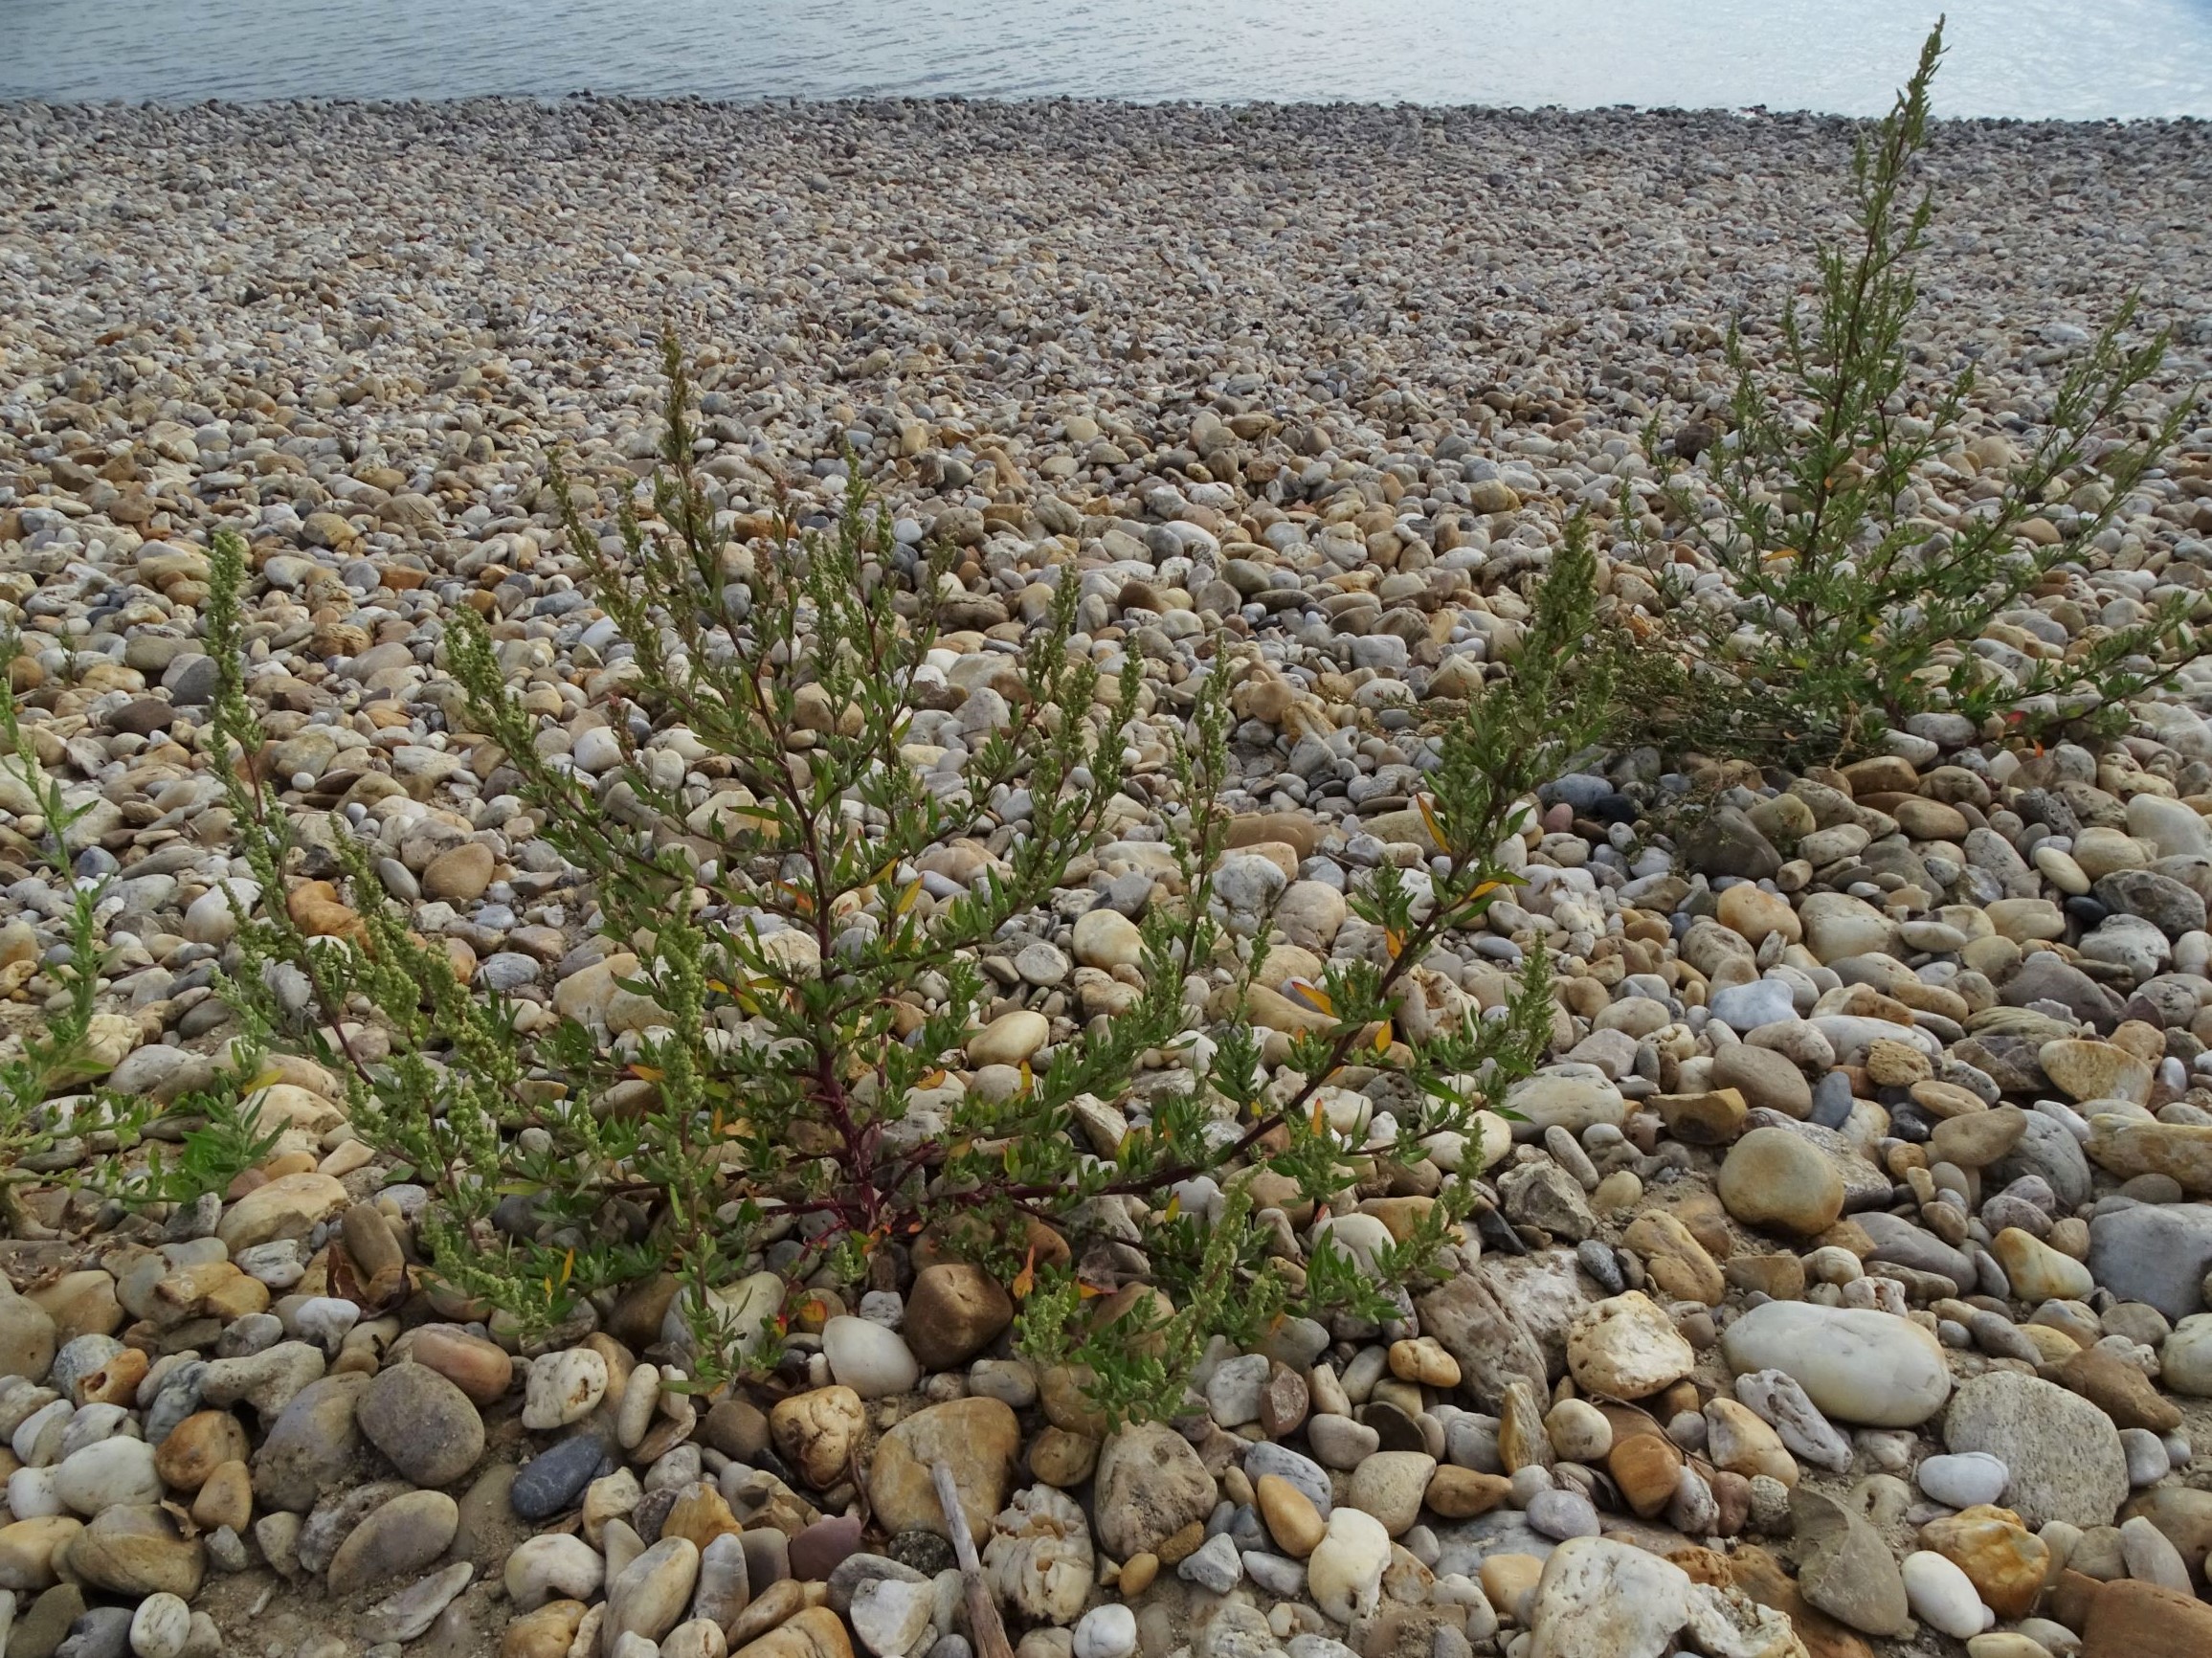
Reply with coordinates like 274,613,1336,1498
1624,21,2200,766
209,334,1608,1420
208,343,1206,1385
1018,516,1622,1423
0,634,151,1230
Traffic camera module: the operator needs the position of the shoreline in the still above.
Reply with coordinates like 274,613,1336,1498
7,91,2211,127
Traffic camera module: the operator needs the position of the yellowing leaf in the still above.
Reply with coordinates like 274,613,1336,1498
629,1064,664,1084
1384,928,1406,960
1010,1244,1039,1300
242,1066,286,1092
1285,978,1333,1017
1374,1020,1393,1054
1162,1194,1182,1222
895,879,923,917
1417,795,1449,850
558,1249,575,1288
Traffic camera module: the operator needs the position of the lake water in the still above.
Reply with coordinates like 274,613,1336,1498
7,0,2212,118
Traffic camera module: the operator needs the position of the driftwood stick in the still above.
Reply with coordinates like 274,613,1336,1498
932,1458,1016,1658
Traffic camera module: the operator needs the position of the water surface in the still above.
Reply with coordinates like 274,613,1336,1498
7,0,2212,116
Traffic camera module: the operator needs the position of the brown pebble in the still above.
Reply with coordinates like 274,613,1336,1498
1154,1519,1206,1565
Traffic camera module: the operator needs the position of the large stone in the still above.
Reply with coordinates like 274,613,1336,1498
422,841,495,901
1681,808,1781,882
732,1606,854,1658
865,1397,1020,1542
2118,1486,2212,1584
2055,1346,2182,1434
0,1283,56,1383
1500,1066,1627,1137
2087,1117,2212,1195
1943,1372,2130,1530
1716,1126,1844,1235
2088,1195,2212,1310
2001,952,2125,1031
1523,1535,1693,1658
1793,1488,1909,1637
968,1011,1048,1066
2080,1578,2212,1658
1563,1293,1693,1400
1799,893,1893,964
1710,1042,1811,1116
1720,1302,1950,1426
215,1172,349,1251
1072,907,1145,970
1093,1422,1216,1561
326,1490,459,1595
2040,1040,2153,1104
607,1536,701,1651
851,1576,935,1656
1921,1505,2048,1620
771,1386,868,1489
253,1373,368,1512
1414,1273,1547,1410
902,1264,1014,1371
981,1485,1094,1625
2165,1314,2212,1396
1305,1507,1393,1624
819,1320,920,1400
63,1505,203,1599
1853,1210,1976,1289
1992,1227,2094,1301
356,1361,484,1489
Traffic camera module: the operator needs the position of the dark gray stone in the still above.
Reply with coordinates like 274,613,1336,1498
508,1433,613,1521
2087,1201,2212,1321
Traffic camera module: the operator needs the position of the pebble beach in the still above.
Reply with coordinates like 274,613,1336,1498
8,93,2212,1658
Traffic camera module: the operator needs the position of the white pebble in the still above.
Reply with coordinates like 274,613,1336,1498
1901,1550,1992,1639
1074,1602,1137,1658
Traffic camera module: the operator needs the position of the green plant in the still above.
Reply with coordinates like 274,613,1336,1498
209,334,1612,1420
112,1028,286,1211
0,637,147,1229
1625,21,2201,765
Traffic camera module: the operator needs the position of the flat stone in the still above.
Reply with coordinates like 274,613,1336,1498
1720,1302,1951,1426
327,1489,459,1595
62,1505,203,1600
1793,1488,1910,1637
865,1397,1020,1542
357,1559,475,1645
2087,1117,2212,1195
1943,1372,2130,1529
